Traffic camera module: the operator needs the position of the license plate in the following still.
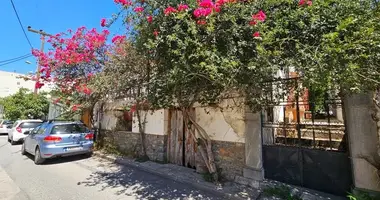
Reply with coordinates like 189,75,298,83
65,147,82,151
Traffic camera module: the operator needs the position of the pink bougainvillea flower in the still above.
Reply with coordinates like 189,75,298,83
199,0,214,8
53,98,61,104
153,29,159,37
111,35,126,43
147,15,153,23
299,0,305,6
253,31,260,38
194,8,212,18
214,6,221,13
177,4,189,11
82,86,92,95
72,104,80,112
306,0,312,6
197,20,207,25
164,6,177,15
134,6,144,13
215,0,227,7
114,0,132,6
194,8,203,18
252,10,266,22
35,81,44,89
249,20,257,26
100,18,106,27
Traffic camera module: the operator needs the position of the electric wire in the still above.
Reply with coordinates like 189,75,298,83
10,0,34,49
0,54,32,63
0,55,34,67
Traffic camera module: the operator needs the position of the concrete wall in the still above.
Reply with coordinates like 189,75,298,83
97,98,252,182
344,93,380,192
195,99,246,143
195,99,247,180
132,109,167,135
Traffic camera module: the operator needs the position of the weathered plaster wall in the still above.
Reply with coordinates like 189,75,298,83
195,98,246,143
132,109,167,135
195,98,247,181
344,93,380,192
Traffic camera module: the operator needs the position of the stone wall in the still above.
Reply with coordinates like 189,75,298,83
212,140,245,181
102,131,167,162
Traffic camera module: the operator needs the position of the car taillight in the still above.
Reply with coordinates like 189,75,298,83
43,135,62,143
85,133,94,140
16,127,22,133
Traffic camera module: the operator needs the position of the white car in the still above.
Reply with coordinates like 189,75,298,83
8,120,43,145
0,120,13,134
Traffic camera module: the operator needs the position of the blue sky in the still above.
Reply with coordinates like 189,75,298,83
0,0,124,74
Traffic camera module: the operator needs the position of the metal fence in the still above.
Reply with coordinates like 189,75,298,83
260,76,352,196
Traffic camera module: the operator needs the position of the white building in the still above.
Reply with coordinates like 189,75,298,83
0,70,52,97
0,70,54,119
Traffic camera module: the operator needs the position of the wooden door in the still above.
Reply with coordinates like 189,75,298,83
167,109,196,168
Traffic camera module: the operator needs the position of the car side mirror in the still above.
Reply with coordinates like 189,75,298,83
6,125,12,129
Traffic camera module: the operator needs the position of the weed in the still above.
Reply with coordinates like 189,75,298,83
135,155,150,163
263,186,302,200
347,191,380,200
201,168,224,183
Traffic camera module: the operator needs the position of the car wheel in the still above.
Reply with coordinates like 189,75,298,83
10,137,16,145
21,143,26,155
34,147,45,165
84,152,93,158
7,136,10,142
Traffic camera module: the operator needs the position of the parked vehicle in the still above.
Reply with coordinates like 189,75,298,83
8,120,43,145
0,120,14,135
21,120,94,165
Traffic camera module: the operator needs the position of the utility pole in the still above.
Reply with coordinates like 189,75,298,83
27,26,53,94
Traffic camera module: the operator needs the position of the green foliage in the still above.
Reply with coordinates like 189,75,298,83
135,0,276,110
0,88,49,121
129,0,380,111
257,0,380,93
263,186,301,200
347,191,380,200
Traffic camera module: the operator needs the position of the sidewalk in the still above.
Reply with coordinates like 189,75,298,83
93,150,261,200
0,165,22,200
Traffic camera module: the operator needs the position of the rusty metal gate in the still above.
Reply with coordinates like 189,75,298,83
261,76,352,196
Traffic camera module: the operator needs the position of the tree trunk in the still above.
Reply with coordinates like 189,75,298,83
136,106,148,158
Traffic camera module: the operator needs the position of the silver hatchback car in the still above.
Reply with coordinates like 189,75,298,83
21,120,94,164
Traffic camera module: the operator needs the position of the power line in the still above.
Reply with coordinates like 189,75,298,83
0,55,33,67
10,0,33,49
0,54,32,63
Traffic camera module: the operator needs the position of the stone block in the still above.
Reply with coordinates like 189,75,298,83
235,175,251,186
243,167,264,181
234,175,260,189
300,192,317,200
212,140,245,181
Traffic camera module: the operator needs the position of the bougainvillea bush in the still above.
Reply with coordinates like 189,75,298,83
31,0,380,180
31,27,111,112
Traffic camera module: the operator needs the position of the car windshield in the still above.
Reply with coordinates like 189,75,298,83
20,122,43,129
51,124,90,134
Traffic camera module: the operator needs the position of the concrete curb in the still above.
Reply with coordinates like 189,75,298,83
93,152,247,200
0,165,22,200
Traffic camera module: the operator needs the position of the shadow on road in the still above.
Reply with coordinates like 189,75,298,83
23,153,90,165
77,159,221,200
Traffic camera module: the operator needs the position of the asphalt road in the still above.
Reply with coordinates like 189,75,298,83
0,135,221,200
